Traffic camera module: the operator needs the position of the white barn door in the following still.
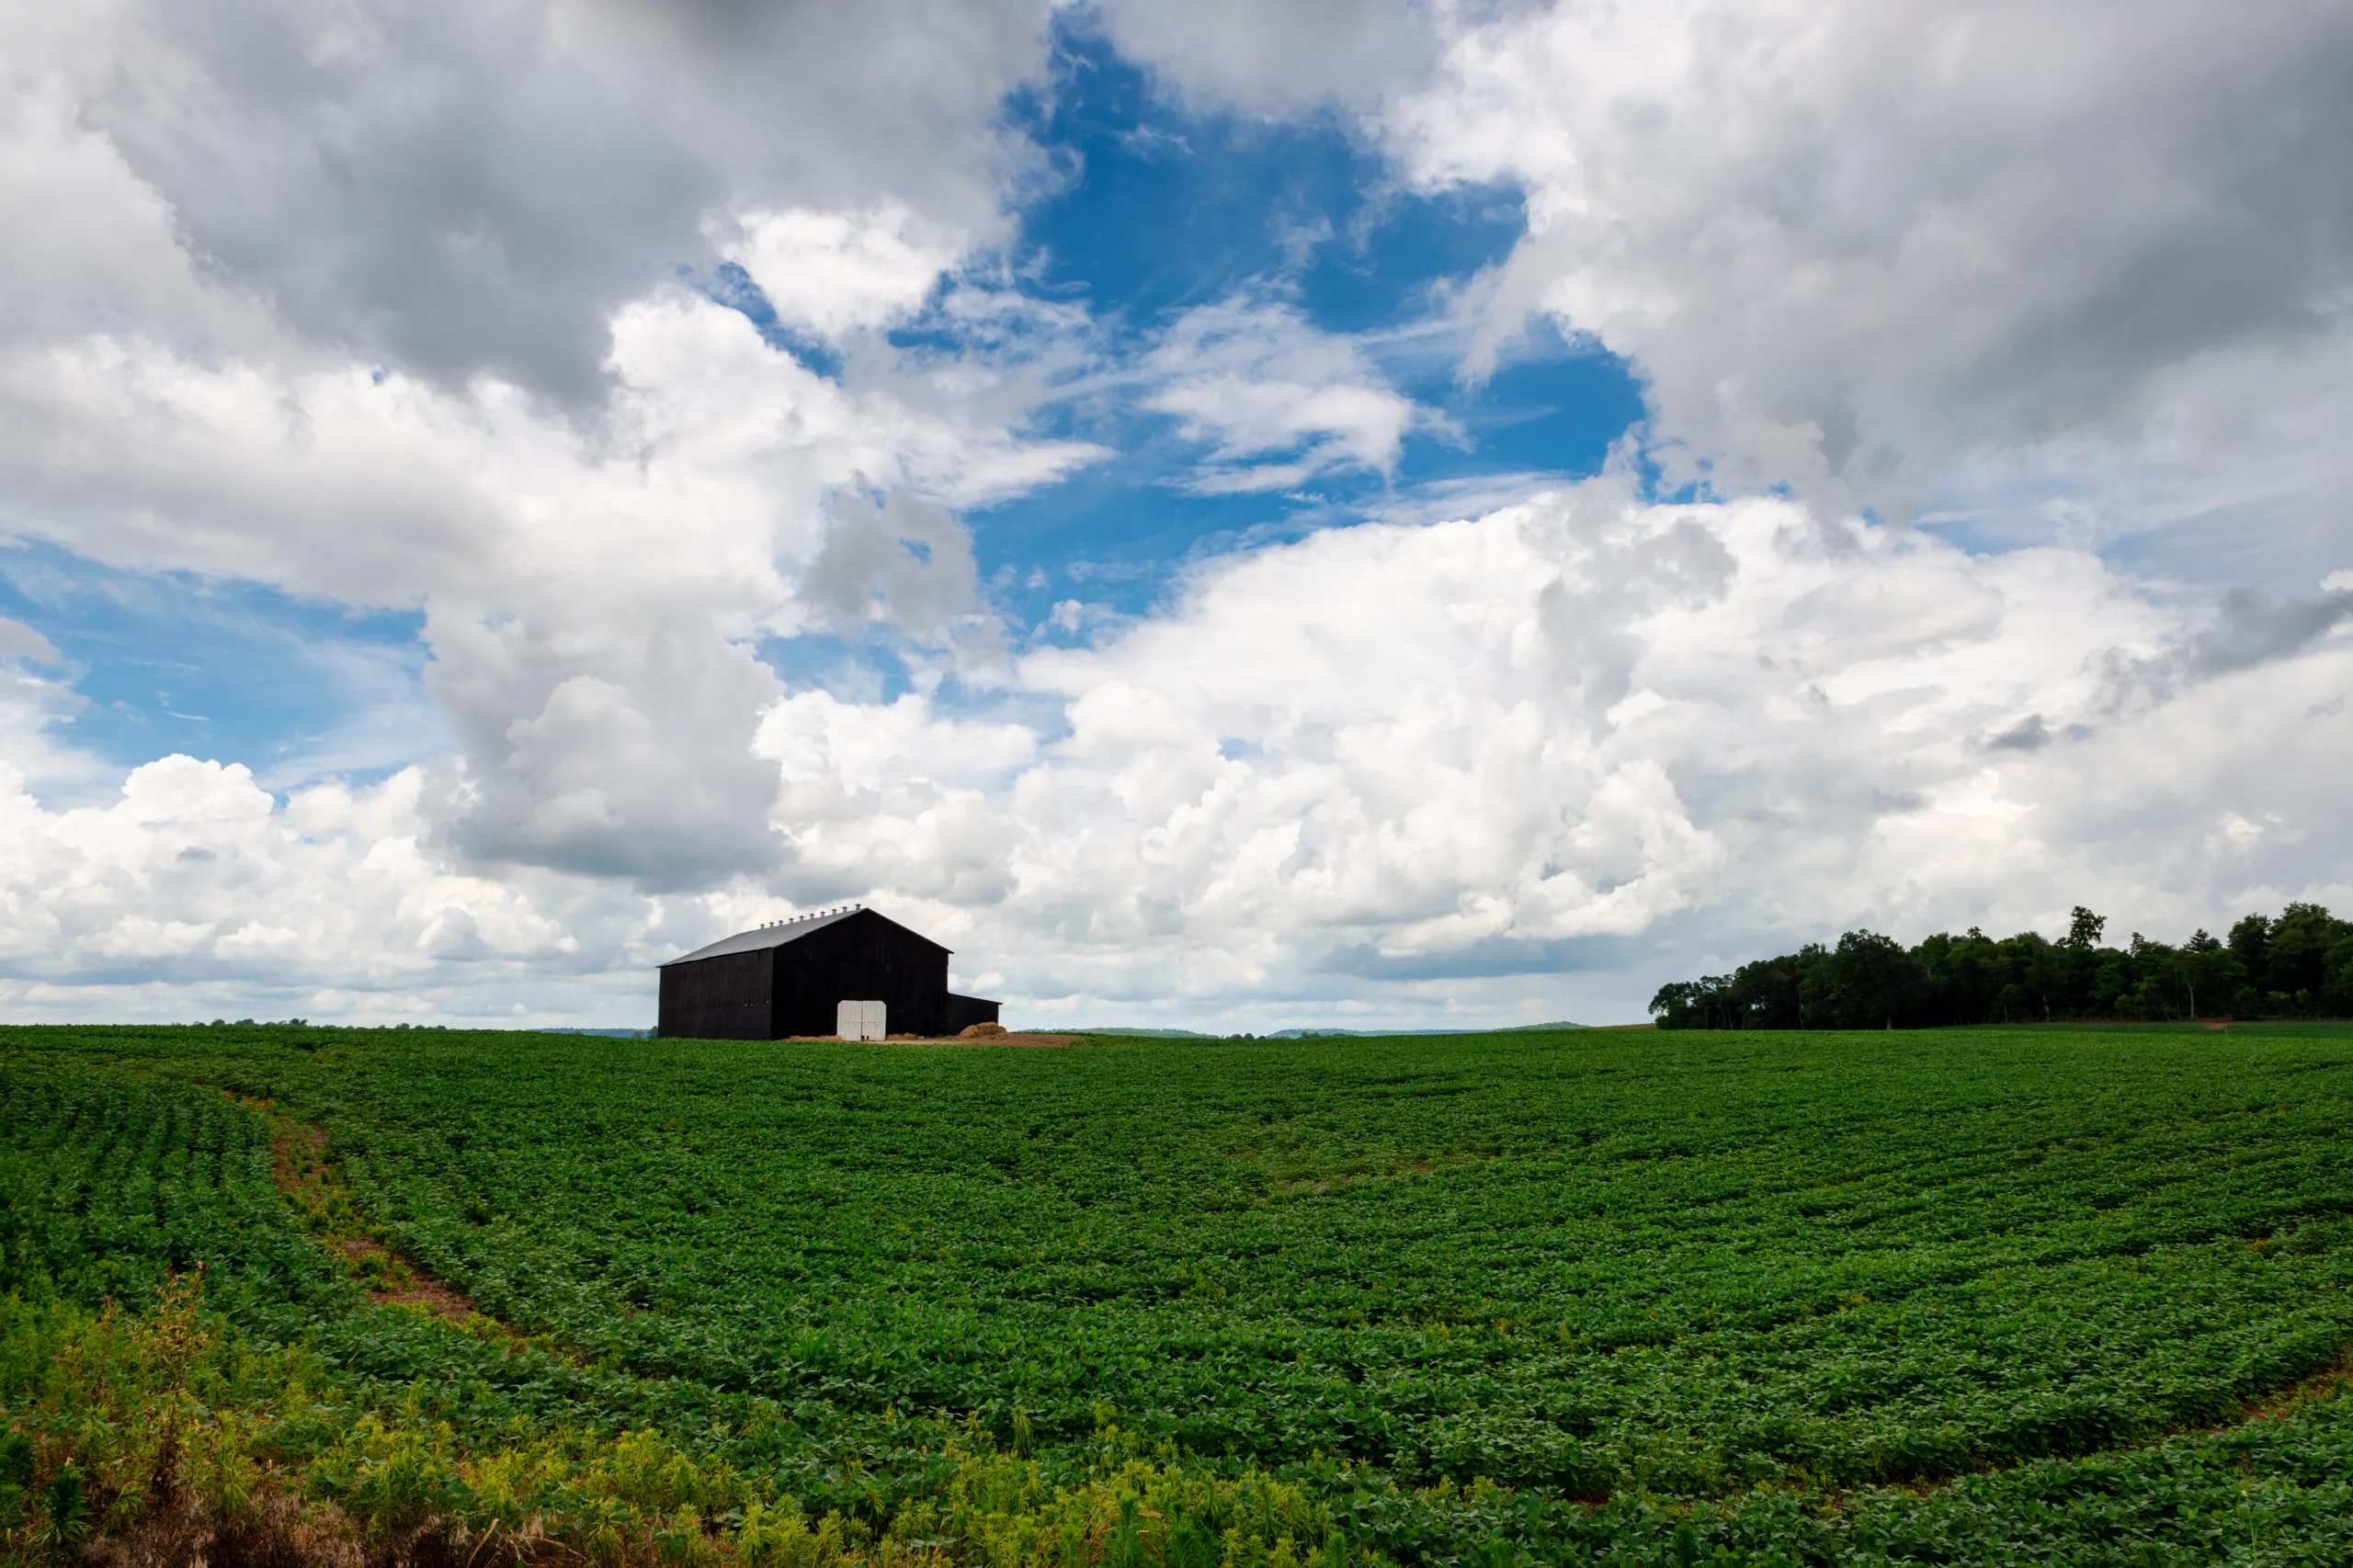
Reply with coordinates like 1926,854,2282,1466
836,999,887,1040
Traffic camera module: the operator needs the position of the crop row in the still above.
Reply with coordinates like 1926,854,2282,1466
5,1022,2353,1564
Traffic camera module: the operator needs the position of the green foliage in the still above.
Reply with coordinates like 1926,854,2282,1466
34,1467,85,1552
3,1021,2353,1564
0,1430,23,1533
1652,900,2353,1027
0,1431,29,1488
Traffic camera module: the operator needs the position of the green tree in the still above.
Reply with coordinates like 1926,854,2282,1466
2016,933,2066,1021
2265,903,2345,1002
2228,913,2271,976
1647,982,1700,1029
1806,930,1921,1028
1647,900,2338,1028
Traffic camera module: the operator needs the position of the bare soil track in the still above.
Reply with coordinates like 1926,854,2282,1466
233,1091,511,1335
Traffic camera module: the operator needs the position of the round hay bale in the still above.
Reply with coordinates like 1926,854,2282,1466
958,1021,1010,1039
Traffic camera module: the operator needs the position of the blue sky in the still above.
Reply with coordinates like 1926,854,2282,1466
0,540,440,794
1,1,2347,1028
969,32,1641,619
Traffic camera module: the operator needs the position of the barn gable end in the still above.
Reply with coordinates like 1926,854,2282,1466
657,906,999,1040
656,947,773,1040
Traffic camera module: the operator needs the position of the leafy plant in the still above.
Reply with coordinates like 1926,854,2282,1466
5,1019,2353,1564
36,1465,87,1553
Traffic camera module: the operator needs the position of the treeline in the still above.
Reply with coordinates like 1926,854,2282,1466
1650,903,2353,1029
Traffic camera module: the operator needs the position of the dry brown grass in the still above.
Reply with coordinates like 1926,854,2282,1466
73,1487,600,1568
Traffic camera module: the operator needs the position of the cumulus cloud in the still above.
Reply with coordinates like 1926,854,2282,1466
0,745,1025,1024
18,475,2353,1026
2188,587,2353,677
45,0,1058,403
962,483,2165,1010
3,0,2347,1029
1013,493,2338,1017
0,756,592,1019
1383,0,2353,528
756,689,1037,911
5,479,2347,1025
1923,325,2353,589
2090,582,2353,717
0,299,1003,883
422,609,790,890
990,482,2331,1019
0,16,1101,889
718,203,967,343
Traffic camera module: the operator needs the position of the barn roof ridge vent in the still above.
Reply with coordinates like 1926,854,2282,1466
663,902,904,969
759,903,867,928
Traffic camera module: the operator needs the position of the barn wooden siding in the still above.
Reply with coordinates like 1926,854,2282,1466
944,993,1001,1032
656,949,771,1040
657,907,1000,1040
769,912,952,1037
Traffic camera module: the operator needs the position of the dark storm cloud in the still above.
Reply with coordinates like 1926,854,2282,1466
2190,586,2353,677
1984,713,2052,753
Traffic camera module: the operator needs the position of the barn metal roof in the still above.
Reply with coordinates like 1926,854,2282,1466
659,905,950,967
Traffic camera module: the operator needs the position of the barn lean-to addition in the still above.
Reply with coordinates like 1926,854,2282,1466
656,905,1001,1040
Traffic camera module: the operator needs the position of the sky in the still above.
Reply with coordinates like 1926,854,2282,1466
1,0,2348,1030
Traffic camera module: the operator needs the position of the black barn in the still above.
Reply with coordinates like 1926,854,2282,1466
656,905,1000,1040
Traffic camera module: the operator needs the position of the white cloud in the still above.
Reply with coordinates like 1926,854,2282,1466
0,35,1102,885
4,480,2347,1026
1090,0,1436,114
0,756,594,1019
803,488,987,642
754,689,1036,914
40,0,1061,403
1923,324,2353,589
2,0,2347,1031
0,611,103,801
0,745,1020,1025
0,617,59,665
1383,0,2353,543
998,491,2336,1020
1142,295,1429,493
719,203,967,341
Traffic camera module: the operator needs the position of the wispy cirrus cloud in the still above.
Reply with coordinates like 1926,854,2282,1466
1139,294,1438,494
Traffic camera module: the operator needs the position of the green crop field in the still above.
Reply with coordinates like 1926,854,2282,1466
5,1022,2353,1566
